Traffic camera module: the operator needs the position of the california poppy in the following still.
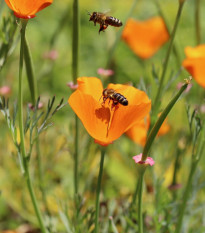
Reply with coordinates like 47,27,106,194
4,0,53,19
122,17,169,59
182,45,205,88
126,114,170,146
68,77,151,146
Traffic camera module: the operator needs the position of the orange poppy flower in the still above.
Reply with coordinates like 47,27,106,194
126,114,170,146
182,45,205,88
122,17,170,59
4,0,53,19
68,77,151,146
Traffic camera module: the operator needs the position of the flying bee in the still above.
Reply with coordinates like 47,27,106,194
88,11,123,33
101,88,128,107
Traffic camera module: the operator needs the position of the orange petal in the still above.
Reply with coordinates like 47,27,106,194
68,90,114,145
5,0,53,19
77,77,103,101
184,45,205,58
126,119,147,146
126,114,170,146
122,17,169,59
69,78,151,145
182,57,205,88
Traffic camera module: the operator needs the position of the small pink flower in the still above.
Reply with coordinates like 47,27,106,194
133,153,155,166
43,50,58,61
97,68,114,77
176,82,192,93
67,81,78,90
0,86,11,96
28,102,43,111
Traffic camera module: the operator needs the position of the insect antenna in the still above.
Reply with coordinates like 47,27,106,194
86,10,91,16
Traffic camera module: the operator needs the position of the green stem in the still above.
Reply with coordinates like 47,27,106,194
95,148,106,233
174,162,196,233
72,0,79,84
142,82,188,161
36,134,50,216
24,37,38,105
72,0,80,217
74,114,79,195
106,0,139,68
153,1,185,111
18,19,48,233
175,134,205,233
138,168,145,233
195,0,201,45
132,179,139,206
24,28,49,218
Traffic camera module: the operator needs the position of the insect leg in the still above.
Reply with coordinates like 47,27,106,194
99,24,108,33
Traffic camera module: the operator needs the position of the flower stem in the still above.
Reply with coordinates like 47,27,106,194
195,0,201,45
72,0,80,210
175,133,205,233
74,114,79,195
132,179,139,206
72,0,79,85
18,19,47,233
142,81,188,161
174,162,197,233
153,1,185,112
138,168,145,233
94,148,106,233
24,37,38,105
24,27,50,217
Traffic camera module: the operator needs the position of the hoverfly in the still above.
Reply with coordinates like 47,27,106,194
101,88,128,107
88,11,123,33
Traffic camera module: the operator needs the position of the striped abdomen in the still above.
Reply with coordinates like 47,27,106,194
105,16,123,27
113,93,128,106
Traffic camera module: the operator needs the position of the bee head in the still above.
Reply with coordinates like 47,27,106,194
89,12,97,21
102,88,108,96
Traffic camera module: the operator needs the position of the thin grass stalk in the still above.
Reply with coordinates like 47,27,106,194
72,0,80,223
94,148,106,233
18,19,48,233
174,162,197,233
72,0,79,196
74,113,79,196
138,168,145,233
195,0,201,45
24,33,50,216
142,81,188,160
153,1,185,112
175,133,205,233
24,37,38,105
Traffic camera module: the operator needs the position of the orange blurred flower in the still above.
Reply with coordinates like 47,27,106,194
182,45,205,88
68,77,151,146
4,0,53,19
122,17,169,59
126,114,170,146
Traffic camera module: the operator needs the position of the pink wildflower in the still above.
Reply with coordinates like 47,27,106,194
133,153,155,166
177,82,192,93
0,86,11,96
67,81,78,90
97,68,114,77
28,102,43,111
43,50,58,61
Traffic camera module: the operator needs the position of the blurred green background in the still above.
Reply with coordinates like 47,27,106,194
0,0,205,232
